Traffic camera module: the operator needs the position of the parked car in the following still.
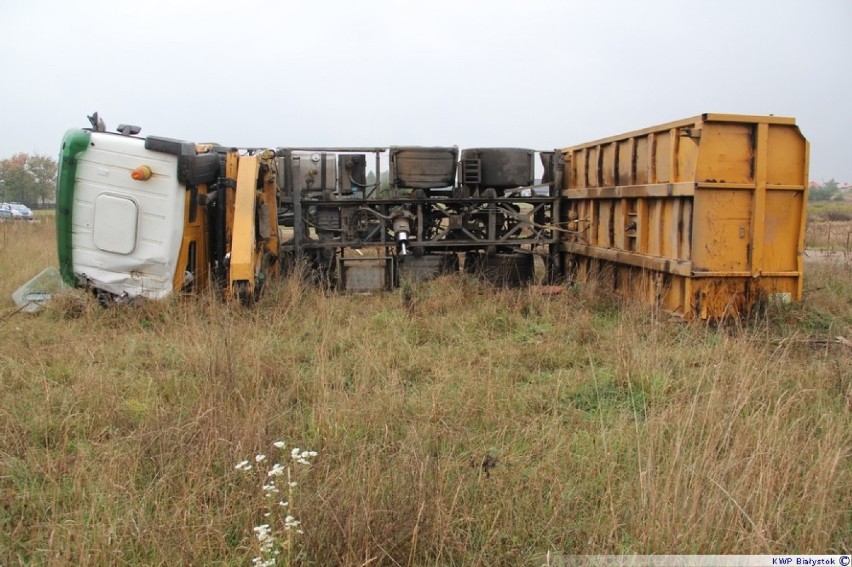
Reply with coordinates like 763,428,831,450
3,202,33,220
9,203,34,220
0,203,21,220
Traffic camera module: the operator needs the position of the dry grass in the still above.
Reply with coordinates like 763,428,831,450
0,217,849,565
806,202,852,252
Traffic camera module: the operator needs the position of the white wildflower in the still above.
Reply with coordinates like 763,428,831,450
238,443,314,565
292,449,317,465
283,515,301,531
253,523,275,556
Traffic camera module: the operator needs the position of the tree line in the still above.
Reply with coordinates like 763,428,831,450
809,179,846,202
0,153,57,206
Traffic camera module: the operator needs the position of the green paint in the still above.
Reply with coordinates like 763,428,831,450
56,129,91,287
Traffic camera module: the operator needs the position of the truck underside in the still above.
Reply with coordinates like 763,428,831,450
56,113,809,319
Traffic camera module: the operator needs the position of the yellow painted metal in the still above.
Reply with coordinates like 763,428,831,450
229,154,260,297
228,151,280,302
167,147,279,301
561,113,809,320
172,145,219,293
172,182,210,293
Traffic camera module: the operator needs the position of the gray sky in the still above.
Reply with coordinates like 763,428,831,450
2,0,850,182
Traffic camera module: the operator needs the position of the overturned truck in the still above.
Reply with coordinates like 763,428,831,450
56,113,808,319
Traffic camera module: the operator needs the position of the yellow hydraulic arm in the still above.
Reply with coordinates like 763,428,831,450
228,151,280,304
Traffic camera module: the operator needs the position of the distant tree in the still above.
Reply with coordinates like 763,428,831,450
27,155,58,205
365,170,390,192
0,153,57,206
809,178,841,202
0,153,36,204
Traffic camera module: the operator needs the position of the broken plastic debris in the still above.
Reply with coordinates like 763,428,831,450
11,267,70,313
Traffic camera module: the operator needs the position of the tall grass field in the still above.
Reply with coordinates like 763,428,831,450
0,215,849,566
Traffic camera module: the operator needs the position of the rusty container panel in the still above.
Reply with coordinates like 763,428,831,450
560,114,809,320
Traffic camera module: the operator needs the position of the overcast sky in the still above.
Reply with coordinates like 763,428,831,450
2,0,850,182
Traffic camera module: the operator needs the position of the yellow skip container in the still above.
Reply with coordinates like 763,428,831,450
559,113,809,320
